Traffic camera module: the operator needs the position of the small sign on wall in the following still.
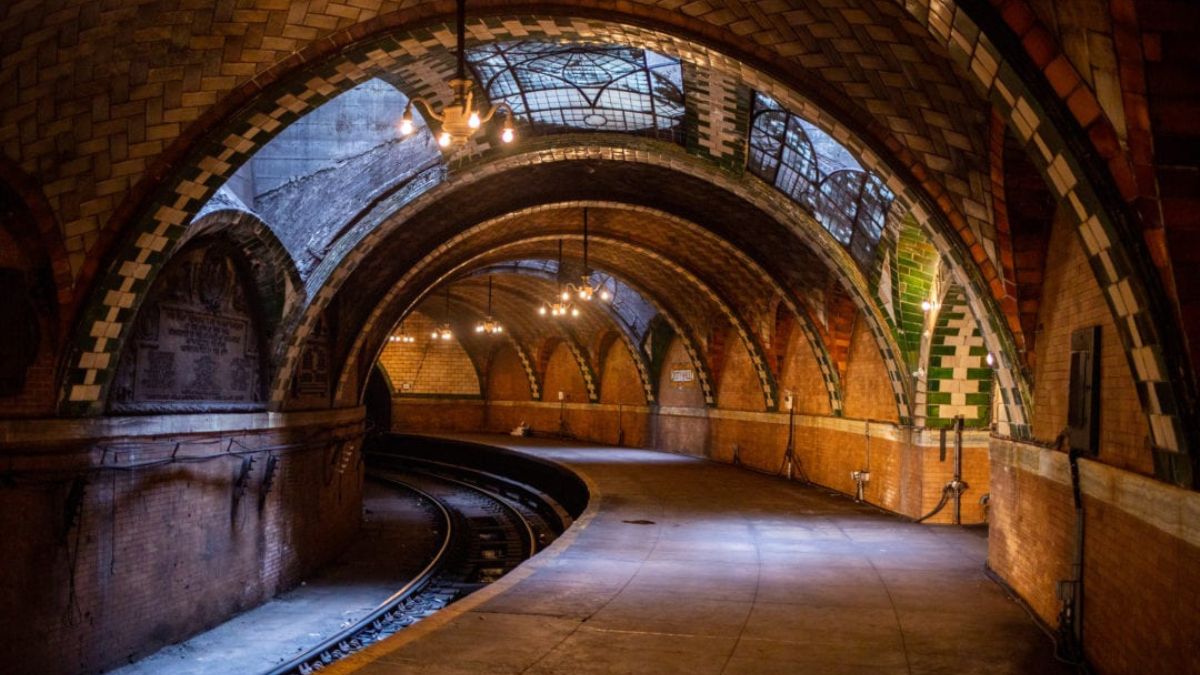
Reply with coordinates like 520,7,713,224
669,362,694,388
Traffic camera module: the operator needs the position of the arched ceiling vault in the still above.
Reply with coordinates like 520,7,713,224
415,279,616,404
300,155,913,420
35,3,1191,477
346,237,721,409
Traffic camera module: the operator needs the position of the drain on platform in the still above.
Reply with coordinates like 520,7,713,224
622,519,655,525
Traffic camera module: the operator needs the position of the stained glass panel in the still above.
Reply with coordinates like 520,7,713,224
468,41,685,141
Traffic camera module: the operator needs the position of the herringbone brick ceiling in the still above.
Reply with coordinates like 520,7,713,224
0,0,988,286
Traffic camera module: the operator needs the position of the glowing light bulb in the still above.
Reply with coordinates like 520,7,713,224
475,324,484,333
561,291,570,302
431,331,439,339
501,127,514,143
578,289,587,300
468,111,481,129
496,326,503,333
399,118,414,135
438,131,451,147
986,352,995,366
921,300,932,312
600,289,611,301
538,306,547,315
571,307,580,317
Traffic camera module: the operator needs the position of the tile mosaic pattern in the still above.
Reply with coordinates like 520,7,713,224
922,285,994,429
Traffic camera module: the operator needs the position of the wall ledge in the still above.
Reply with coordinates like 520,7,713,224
0,406,365,446
990,436,1200,548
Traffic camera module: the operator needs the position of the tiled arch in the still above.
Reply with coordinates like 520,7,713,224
480,266,657,406
60,13,990,425
332,232,719,410
44,6,1189,476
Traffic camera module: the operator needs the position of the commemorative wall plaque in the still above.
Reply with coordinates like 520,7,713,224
109,245,265,413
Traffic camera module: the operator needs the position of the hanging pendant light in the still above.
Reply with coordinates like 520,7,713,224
431,286,454,340
397,0,516,148
475,276,504,334
564,208,612,302
540,240,577,318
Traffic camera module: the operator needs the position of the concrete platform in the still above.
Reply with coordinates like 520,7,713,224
335,435,1067,675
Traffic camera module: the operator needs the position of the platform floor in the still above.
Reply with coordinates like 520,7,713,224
335,435,1067,675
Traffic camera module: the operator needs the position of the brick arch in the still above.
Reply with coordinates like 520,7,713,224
296,155,904,423
184,207,304,346
336,232,715,410
45,4,1189,471
57,10,995,426
476,266,657,405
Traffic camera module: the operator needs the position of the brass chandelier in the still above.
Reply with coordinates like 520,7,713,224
475,276,504,335
539,240,581,318
398,0,516,148
563,208,611,302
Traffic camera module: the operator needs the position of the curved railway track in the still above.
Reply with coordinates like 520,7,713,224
265,458,569,675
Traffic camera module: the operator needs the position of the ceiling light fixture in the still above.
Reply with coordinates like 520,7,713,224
388,332,416,344
562,208,612,302
475,276,504,335
431,286,454,340
398,0,516,148
540,240,580,318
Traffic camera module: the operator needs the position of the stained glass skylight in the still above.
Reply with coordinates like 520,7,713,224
467,41,685,141
748,93,893,269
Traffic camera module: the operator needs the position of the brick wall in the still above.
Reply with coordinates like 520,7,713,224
541,342,588,406
989,438,1200,674
389,332,988,524
841,318,902,422
777,321,833,415
0,409,364,674
486,344,533,401
377,312,480,397
1032,205,1152,474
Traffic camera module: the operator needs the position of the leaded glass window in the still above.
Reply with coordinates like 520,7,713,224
467,41,685,141
748,93,893,269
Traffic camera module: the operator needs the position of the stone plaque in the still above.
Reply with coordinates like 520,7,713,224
110,245,264,412
669,362,695,387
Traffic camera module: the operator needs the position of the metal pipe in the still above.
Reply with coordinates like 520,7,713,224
953,415,963,525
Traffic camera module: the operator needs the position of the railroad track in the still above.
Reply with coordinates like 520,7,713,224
265,458,568,675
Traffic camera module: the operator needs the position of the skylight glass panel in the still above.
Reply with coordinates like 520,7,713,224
468,41,685,141
748,93,894,270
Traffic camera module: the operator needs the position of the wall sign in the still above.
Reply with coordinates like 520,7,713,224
110,245,265,412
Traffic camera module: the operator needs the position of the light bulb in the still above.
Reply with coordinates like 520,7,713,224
578,289,587,300
561,291,570,301
399,117,414,135
468,111,481,129
571,307,579,317
538,306,547,315
600,290,611,301
431,331,439,339
476,324,484,333
501,127,514,143
438,131,451,147
496,326,503,333
986,352,995,366
921,300,931,312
